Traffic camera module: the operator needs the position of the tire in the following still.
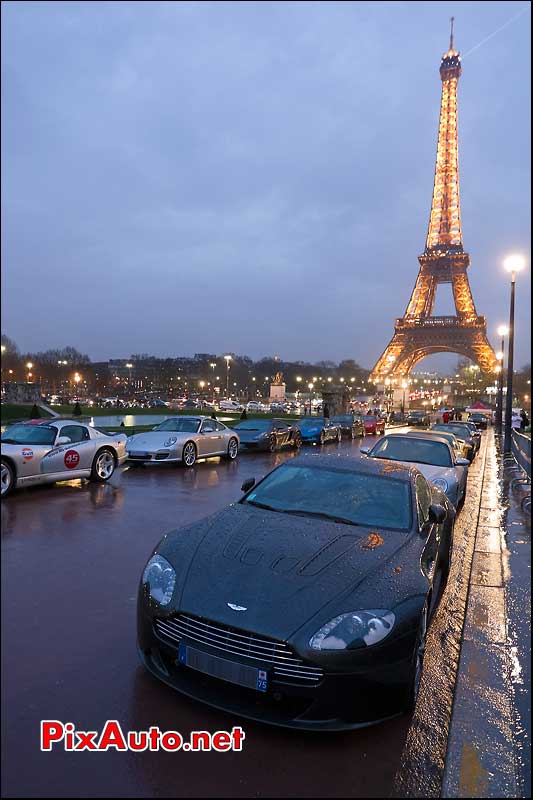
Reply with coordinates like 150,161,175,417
405,600,429,711
1,459,15,497
293,433,302,449
225,437,239,460
182,441,197,467
351,428,356,439
268,436,277,453
90,448,116,483
319,431,325,445
337,429,342,443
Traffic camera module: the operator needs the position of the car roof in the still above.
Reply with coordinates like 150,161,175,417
286,452,418,482
405,430,456,443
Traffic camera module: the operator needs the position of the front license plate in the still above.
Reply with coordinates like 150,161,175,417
178,643,268,692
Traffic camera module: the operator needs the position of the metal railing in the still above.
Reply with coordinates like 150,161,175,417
395,315,486,329
511,430,531,479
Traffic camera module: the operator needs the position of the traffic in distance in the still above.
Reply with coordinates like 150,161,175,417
1,403,488,731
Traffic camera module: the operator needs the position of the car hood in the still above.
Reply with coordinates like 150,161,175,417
408,462,459,485
157,504,412,641
234,429,269,443
127,431,192,450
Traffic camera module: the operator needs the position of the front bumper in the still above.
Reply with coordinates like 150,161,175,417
138,605,416,731
127,450,180,463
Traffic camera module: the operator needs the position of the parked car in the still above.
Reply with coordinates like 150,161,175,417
408,429,470,461
1,420,127,497
467,413,489,430
219,400,245,412
126,416,239,467
232,419,302,452
137,453,455,729
361,432,469,509
295,417,342,445
363,415,386,436
431,423,478,460
331,413,365,439
406,410,431,427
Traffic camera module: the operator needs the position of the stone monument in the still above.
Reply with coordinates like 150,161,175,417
4,382,42,404
269,372,286,402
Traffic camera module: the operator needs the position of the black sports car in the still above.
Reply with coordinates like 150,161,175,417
406,410,431,427
467,413,488,430
232,419,302,452
137,454,455,730
331,413,365,439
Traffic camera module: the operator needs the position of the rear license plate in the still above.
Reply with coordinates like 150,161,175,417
178,643,268,692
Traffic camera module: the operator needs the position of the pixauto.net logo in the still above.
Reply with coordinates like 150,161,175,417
40,720,245,752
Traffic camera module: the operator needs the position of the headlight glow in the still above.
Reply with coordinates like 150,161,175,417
431,477,449,493
164,436,178,447
142,555,176,606
310,609,395,650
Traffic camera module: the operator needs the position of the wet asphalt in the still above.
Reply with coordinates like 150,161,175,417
1,431,421,797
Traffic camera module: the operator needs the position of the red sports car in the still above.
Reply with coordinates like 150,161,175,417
363,415,385,435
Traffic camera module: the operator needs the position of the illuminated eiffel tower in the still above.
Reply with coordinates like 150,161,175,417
370,20,497,383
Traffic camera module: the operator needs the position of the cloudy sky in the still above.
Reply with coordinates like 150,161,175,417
1,0,531,370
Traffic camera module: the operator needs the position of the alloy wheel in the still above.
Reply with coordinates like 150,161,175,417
1,462,13,496
96,450,115,480
183,442,196,467
227,438,238,459
413,603,428,701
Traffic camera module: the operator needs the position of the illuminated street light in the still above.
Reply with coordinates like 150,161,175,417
224,355,232,398
503,255,527,452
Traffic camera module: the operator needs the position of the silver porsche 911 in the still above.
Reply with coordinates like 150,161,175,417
126,416,240,467
1,419,128,497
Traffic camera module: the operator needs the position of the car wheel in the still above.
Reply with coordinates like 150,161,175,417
269,436,277,453
405,599,429,711
351,428,356,439
225,437,239,460
1,459,15,497
182,441,197,467
90,448,116,482
319,431,325,445
337,429,342,443
293,433,302,449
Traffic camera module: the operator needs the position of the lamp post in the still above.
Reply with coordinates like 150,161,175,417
307,382,314,416
495,325,508,432
209,362,216,401
503,255,526,452
223,355,232,398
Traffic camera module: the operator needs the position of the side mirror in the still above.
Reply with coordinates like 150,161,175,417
55,435,72,446
456,458,470,467
360,446,370,455
241,477,255,493
428,504,447,524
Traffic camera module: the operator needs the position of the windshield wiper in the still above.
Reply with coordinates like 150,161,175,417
245,500,282,513
278,509,361,526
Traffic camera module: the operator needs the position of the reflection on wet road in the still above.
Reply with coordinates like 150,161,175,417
2,435,413,798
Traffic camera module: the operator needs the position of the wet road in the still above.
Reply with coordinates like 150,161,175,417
1,435,413,798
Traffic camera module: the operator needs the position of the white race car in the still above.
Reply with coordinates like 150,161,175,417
1,419,128,497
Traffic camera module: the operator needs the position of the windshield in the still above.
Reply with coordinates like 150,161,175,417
1,424,57,445
154,418,201,433
370,436,453,467
363,415,376,421
332,415,352,423
242,464,412,530
433,424,471,440
234,420,271,431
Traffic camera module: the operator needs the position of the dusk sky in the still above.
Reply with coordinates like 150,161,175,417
1,0,531,371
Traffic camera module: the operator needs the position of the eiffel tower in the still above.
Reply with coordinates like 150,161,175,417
370,20,497,383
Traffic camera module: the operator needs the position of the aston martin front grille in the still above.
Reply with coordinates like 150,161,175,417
154,613,323,684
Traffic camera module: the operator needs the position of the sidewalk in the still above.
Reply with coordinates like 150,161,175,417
442,431,531,797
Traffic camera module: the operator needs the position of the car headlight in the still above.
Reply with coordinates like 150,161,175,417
431,477,449,493
310,609,395,650
142,555,176,606
164,436,177,447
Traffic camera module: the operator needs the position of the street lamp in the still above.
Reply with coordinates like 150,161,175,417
503,254,526,452
224,355,232,398
307,382,314,416
495,325,508,432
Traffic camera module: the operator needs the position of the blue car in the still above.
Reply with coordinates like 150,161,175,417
295,417,342,445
